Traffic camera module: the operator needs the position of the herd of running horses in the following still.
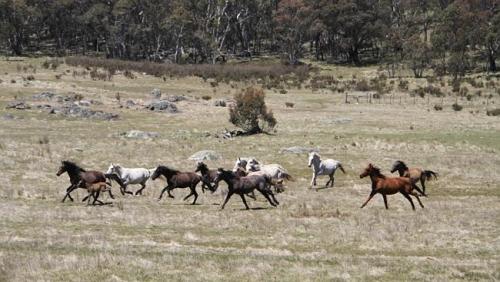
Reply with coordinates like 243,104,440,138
56,152,438,210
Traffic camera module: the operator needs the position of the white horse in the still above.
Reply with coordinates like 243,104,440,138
106,164,155,195
307,152,345,188
233,157,259,172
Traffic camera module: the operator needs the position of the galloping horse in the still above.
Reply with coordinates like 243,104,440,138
359,163,425,210
83,181,111,205
195,162,219,192
151,165,203,205
307,152,345,188
106,164,155,196
213,168,279,210
233,157,259,172
390,160,437,196
56,161,122,202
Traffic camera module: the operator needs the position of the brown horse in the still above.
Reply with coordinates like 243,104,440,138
391,160,437,195
56,161,120,202
195,162,219,193
213,168,279,210
83,181,111,205
359,164,425,210
151,165,202,205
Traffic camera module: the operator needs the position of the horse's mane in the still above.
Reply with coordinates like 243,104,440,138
371,165,386,179
157,165,180,174
394,160,408,170
62,160,86,172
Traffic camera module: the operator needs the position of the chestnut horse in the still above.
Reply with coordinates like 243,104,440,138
151,165,203,205
391,160,437,195
83,181,111,205
359,164,425,210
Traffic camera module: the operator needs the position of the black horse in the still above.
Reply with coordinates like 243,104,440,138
56,161,123,202
213,168,279,210
151,165,204,205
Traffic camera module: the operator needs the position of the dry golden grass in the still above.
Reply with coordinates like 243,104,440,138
0,58,499,281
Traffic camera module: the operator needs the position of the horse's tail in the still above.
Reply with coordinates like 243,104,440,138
281,172,295,182
338,163,346,174
105,173,124,188
423,170,438,181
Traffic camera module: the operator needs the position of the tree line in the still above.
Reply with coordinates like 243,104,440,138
1,0,499,76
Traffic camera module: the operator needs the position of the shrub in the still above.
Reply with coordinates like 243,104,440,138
41,58,62,70
279,89,288,94
434,105,443,111
26,75,35,81
285,102,294,108
354,80,370,91
452,103,463,111
229,87,276,134
201,95,212,100
398,80,409,91
123,70,136,79
451,79,461,93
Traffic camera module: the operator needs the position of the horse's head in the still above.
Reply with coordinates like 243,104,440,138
151,166,162,180
360,163,382,178
390,160,406,173
233,158,247,172
105,163,115,174
234,167,247,177
360,163,373,178
308,152,320,167
195,162,207,173
56,161,67,176
214,168,233,184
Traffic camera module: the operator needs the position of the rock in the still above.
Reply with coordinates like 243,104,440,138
120,130,159,139
280,146,319,154
2,113,20,120
6,101,30,110
150,88,161,98
165,95,187,102
77,100,91,107
32,91,56,100
125,100,136,108
213,99,227,107
145,100,178,113
57,103,119,120
188,150,221,161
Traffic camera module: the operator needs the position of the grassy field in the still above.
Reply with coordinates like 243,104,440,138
0,58,499,281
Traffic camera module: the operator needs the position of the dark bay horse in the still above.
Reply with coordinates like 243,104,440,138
195,162,219,193
391,160,437,195
359,164,425,210
151,165,203,205
213,168,279,210
56,161,123,202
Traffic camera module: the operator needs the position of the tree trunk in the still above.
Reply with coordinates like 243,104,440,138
488,49,497,72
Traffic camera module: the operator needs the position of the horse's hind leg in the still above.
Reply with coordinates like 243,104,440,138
413,183,427,197
420,178,427,195
191,185,199,205
257,189,277,207
410,191,424,208
135,183,146,195
239,194,250,210
401,192,416,210
330,174,335,187
382,194,389,209
269,191,279,206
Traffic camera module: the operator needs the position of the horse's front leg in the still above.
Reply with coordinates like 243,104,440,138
191,185,199,205
420,178,427,196
62,184,77,202
220,191,234,210
239,194,250,210
257,188,277,207
158,185,172,200
310,173,317,188
360,191,377,208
